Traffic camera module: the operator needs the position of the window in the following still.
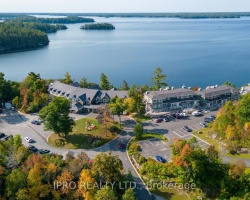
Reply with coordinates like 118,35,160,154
153,100,157,103
153,105,157,109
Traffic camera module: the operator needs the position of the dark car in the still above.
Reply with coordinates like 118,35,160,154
28,145,37,152
39,149,50,154
153,118,163,123
0,132,6,138
156,156,166,163
204,117,213,123
118,142,124,149
210,115,216,120
183,126,192,132
31,120,41,125
0,135,13,141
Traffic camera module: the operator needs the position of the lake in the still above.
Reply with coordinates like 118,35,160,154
1,17,250,88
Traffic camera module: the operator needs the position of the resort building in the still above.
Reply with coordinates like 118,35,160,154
240,84,250,95
144,89,200,113
48,81,128,113
196,85,239,110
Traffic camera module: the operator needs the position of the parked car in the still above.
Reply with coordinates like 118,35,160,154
210,115,216,120
24,137,34,143
204,117,213,123
179,113,188,118
0,132,5,138
11,106,15,111
183,126,192,132
118,142,124,149
172,113,180,119
199,122,207,128
156,156,166,163
31,120,41,125
39,149,50,154
163,117,171,122
28,145,37,152
192,111,202,116
153,118,163,123
0,135,13,141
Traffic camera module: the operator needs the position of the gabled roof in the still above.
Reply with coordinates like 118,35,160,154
49,81,128,103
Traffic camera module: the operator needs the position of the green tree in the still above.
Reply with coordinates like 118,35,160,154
133,123,143,140
108,97,126,126
224,80,235,88
80,77,98,89
5,169,27,199
100,73,111,90
121,80,129,90
38,97,75,138
95,186,117,200
13,134,22,151
91,152,124,196
128,85,145,117
63,72,73,84
122,188,136,200
150,67,167,90
12,96,21,109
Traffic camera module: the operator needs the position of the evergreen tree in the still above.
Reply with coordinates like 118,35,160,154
150,67,167,90
121,80,129,90
100,73,111,90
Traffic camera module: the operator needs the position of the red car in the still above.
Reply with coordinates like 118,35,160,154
118,142,124,149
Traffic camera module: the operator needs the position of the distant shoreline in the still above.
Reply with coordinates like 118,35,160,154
1,12,250,19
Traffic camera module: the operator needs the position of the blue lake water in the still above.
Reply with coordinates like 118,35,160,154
1,17,250,88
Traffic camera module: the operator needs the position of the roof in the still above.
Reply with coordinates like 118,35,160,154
145,88,197,100
196,85,239,99
49,81,129,102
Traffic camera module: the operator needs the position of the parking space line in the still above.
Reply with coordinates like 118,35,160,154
141,141,149,147
164,155,171,162
173,131,184,138
148,140,154,146
191,134,210,146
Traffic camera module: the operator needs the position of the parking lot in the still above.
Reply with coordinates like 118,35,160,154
138,138,172,162
172,123,204,138
140,111,218,162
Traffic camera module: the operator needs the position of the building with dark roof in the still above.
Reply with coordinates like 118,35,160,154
196,85,239,110
144,88,200,113
48,81,128,113
144,85,240,113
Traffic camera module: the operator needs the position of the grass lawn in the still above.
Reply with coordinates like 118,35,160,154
192,128,220,151
151,188,190,200
140,132,168,142
193,128,250,159
223,153,250,159
131,114,151,123
48,117,122,149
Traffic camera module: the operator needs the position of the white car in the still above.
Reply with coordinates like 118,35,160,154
24,137,34,143
192,111,202,116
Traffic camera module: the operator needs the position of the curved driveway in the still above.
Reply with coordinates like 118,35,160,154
0,110,152,200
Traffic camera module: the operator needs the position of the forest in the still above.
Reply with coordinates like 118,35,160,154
80,23,115,30
0,22,49,53
5,16,95,24
0,137,136,200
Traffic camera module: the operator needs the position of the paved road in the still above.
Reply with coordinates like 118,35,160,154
1,109,249,200
0,110,152,200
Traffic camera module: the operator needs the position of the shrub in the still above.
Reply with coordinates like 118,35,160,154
128,142,141,155
109,125,118,133
55,139,65,146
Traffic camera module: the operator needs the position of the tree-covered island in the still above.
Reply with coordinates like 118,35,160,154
80,23,115,30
